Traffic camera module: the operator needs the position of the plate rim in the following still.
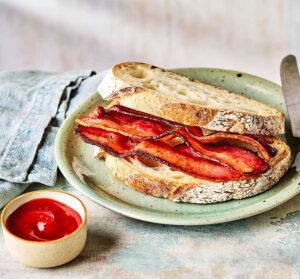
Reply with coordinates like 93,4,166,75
55,67,300,225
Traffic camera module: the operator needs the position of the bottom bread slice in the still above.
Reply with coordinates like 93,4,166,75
103,138,291,204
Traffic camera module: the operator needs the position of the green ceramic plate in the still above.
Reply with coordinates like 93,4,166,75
54,68,300,225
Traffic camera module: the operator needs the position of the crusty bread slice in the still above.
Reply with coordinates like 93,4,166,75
97,62,285,135
102,137,291,204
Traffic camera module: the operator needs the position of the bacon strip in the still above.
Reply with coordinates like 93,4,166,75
77,106,271,171
75,105,272,180
76,114,171,139
187,131,271,161
111,105,273,159
78,105,272,160
176,129,267,173
76,125,242,181
77,116,268,172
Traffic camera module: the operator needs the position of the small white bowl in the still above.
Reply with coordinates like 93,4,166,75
1,190,87,268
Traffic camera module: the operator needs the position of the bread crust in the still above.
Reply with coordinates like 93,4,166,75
117,92,284,135
103,138,291,204
97,62,285,135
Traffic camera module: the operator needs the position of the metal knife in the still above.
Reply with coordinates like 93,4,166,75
280,55,300,137
280,54,300,169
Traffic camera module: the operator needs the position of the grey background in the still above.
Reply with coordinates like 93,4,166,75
1,0,300,83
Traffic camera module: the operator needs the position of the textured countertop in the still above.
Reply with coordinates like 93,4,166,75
1,174,300,279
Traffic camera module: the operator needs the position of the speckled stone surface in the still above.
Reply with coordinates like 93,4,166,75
1,175,300,279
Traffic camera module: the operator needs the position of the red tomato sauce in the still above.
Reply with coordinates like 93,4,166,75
6,198,82,241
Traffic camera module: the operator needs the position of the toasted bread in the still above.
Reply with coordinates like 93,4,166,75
98,62,284,135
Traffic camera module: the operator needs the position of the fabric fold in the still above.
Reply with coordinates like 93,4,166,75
0,70,106,208
0,70,93,182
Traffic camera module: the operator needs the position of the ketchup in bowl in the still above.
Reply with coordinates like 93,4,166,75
6,198,82,241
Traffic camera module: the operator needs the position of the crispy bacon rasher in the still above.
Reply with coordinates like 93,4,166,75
75,105,274,181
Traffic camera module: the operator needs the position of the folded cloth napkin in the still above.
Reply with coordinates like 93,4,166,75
0,70,106,208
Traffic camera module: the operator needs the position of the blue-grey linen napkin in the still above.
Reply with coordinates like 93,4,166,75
0,70,106,208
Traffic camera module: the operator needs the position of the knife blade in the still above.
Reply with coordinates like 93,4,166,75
280,55,300,170
280,55,300,138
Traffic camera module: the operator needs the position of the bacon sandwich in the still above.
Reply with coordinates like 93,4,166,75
75,62,291,204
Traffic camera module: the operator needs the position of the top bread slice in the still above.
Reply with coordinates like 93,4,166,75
97,62,285,135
